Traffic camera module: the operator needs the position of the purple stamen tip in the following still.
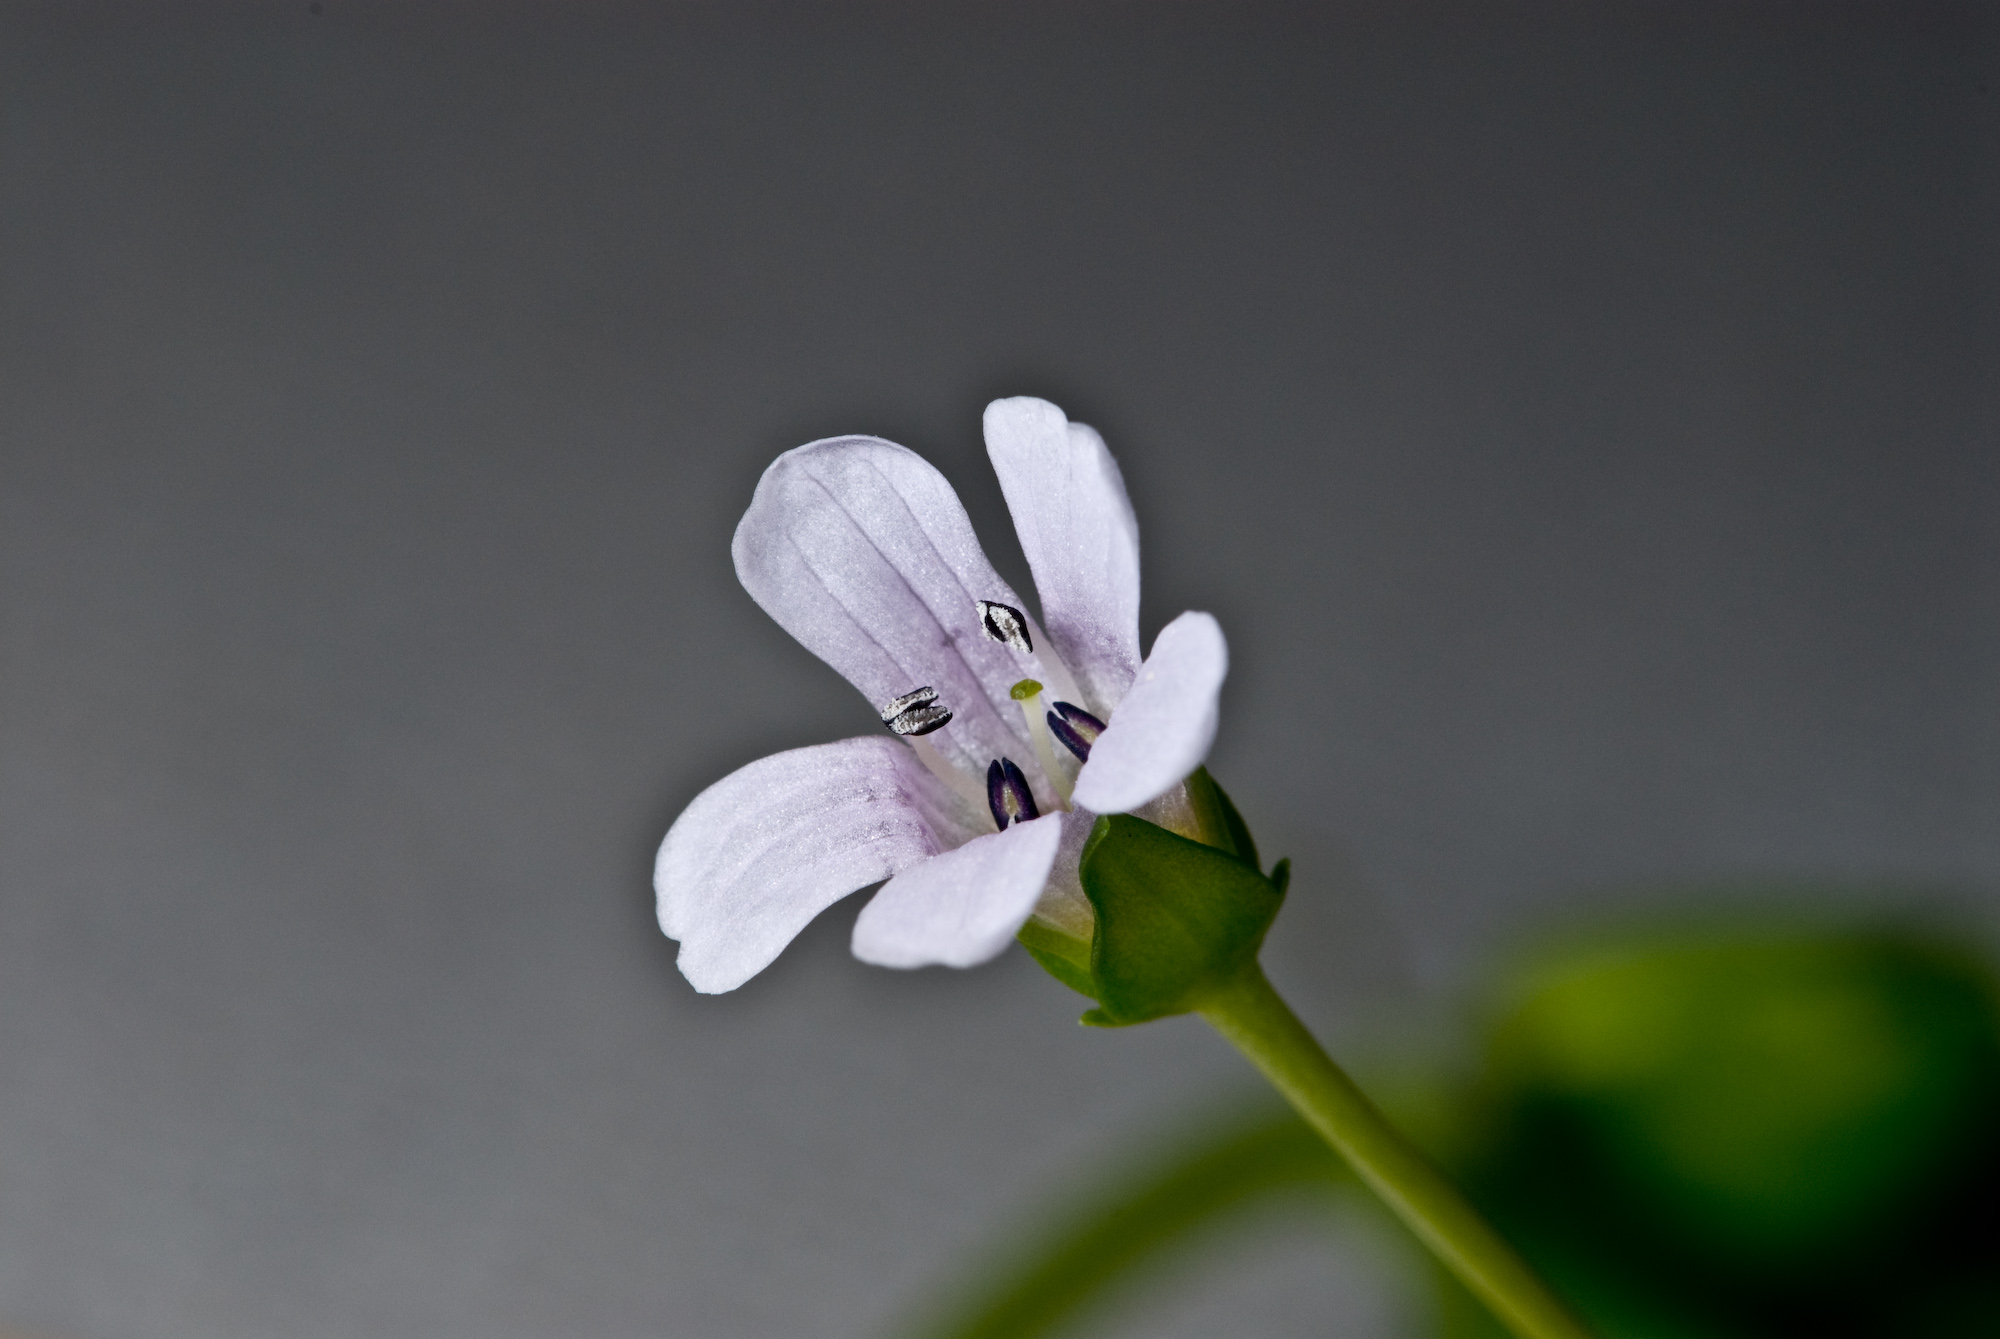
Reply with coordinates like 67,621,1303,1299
986,757,1040,831
1047,701,1107,762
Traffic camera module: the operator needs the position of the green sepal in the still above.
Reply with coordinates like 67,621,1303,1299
1079,814,1288,1026
1185,766,1260,871
1017,918,1101,1001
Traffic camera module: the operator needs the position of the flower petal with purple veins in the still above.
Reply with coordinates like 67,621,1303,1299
984,397,1142,717
731,435,1063,786
656,737,976,993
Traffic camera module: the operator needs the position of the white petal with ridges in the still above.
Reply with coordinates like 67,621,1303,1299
732,435,1071,807
984,397,1143,717
1071,611,1228,815
851,812,1064,969
657,737,976,994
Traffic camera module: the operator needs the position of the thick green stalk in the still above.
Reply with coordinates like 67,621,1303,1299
1199,966,1594,1339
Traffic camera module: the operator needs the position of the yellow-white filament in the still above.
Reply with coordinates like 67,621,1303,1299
908,733,991,820
1014,687,1074,807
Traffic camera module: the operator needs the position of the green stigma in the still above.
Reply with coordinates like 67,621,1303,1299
1010,678,1044,701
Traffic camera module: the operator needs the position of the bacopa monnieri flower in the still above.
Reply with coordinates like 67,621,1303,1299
656,397,1229,993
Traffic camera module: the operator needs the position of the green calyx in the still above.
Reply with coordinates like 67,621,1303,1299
1185,766,1260,869
1018,768,1289,1027
1080,814,1288,1026
1017,918,1098,1000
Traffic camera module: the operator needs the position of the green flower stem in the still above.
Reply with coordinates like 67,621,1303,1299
1199,965,1594,1339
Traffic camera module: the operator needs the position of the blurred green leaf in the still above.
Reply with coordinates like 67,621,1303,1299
1458,923,2000,1335
925,917,2000,1339
1487,933,1999,1263
889,1109,1346,1339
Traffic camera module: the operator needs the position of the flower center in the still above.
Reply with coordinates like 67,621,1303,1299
1007,677,1075,806
883,601,1106,832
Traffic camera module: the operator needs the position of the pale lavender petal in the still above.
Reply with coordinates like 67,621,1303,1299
1071,611,1228,814
984,397,1142,716
732,435,1069,806
851,812,1064,969
656,737,979,993
1026,806,1099,942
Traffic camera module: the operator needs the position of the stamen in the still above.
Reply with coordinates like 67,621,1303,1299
985,757,1040,830
880,686,952,737
879,686,939,724
1047,701,1107,761
908,733,990,817
888,704,952,736
1010,679,1072,806
977,600,1033,654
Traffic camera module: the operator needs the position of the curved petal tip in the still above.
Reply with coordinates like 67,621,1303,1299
983,398,1142,716
851,811,1064,970
656,737,950,993
1070,611,1227,814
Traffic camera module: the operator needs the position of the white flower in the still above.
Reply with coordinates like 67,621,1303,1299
655,397,1229,993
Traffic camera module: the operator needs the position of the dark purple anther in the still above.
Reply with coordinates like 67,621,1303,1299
1047,701,1107,761
985,757,1040,830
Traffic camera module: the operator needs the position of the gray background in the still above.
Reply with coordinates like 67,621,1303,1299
3,3,1996,1336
